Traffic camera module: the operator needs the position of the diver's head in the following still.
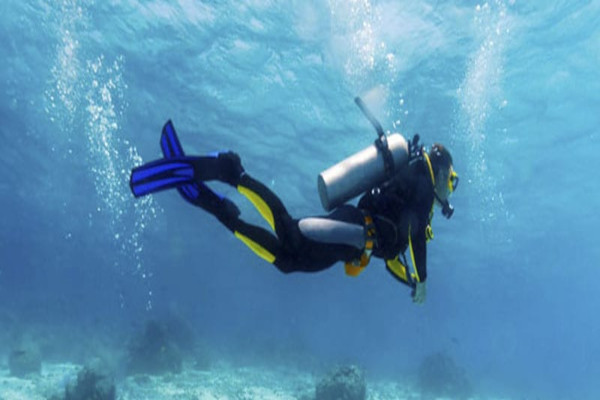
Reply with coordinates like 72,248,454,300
429,143,459,218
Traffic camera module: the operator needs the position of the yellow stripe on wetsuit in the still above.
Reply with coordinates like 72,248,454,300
233,184,277,264
386,257,410,282
408,225,421,283
234,231,276,263
237,184,276,231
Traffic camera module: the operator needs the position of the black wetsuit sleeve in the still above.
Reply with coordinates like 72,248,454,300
408,175,434,283
359,160,434,284
410,218,427,282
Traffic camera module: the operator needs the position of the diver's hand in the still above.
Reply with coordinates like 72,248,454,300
412,281,427,304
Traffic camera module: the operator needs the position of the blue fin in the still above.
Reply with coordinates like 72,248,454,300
161,120,186,158
130,157,195,198
159,120,226,206
132,120,240,221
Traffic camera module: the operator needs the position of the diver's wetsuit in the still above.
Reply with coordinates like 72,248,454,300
358,158,435,282
129,120,438,286
191,153,435,282
210,172,365,273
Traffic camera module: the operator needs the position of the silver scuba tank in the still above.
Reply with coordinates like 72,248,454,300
317,98,410,211
318,133,408,211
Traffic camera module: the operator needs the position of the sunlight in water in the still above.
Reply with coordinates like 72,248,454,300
329,0,380,81
457,0,512,226
327,0,401,125
85,55,160,310
53,1,82,117
45,1,160,310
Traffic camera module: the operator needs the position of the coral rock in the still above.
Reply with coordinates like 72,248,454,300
315,365,366,400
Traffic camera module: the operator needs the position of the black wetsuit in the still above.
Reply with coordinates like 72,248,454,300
201,155,435,282
218,174,365,273
358,159,434,282
129,121,435,285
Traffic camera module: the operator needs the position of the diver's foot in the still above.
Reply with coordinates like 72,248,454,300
217,151,245,187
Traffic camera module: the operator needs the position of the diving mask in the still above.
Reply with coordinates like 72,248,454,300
439,167,458,219
448,168,459,194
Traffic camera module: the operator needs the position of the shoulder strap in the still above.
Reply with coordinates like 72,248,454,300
408,134,422,162
374,134,395,179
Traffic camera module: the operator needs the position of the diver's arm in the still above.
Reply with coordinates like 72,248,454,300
385,217,428,301
409,223,427,283
409,175,434,304
410,230,427,304
408,216,428,304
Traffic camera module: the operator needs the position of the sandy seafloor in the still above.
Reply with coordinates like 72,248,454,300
0,361,510,400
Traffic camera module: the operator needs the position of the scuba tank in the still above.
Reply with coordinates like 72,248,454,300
318,97,409,211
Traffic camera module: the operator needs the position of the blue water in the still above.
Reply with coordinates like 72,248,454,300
1,0,599,398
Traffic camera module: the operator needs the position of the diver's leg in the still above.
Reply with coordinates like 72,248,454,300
188,154,363,273
216,206,365,275
236,173,292,236
187,185,241,225
129,155,242,222
189,152,245,186
225,177,367,274
159,120,240,217
187,153,286,217
287,206,367,274
227,218,282,265
230,217,306,274
189,154,293,235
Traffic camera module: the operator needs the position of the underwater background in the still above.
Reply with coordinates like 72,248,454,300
1,0,599,399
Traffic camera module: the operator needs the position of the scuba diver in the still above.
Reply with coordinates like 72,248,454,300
129,99,458,304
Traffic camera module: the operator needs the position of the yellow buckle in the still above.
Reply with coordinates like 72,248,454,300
425,225,434,242
345,213,376,277
345,253,369,276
